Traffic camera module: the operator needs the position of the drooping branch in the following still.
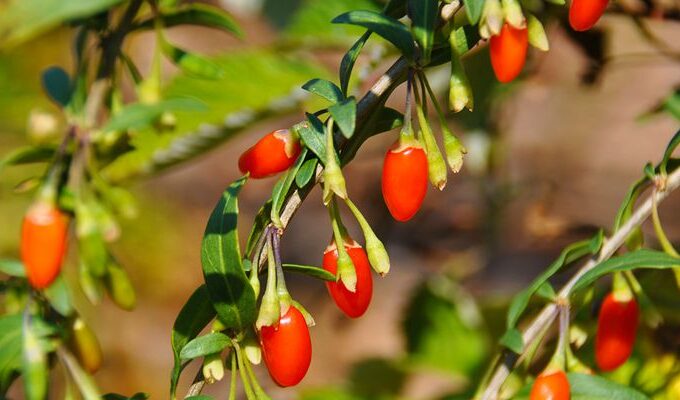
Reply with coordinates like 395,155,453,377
478,165,680,400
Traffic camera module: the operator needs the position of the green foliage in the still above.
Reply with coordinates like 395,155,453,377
571,250,680,294
283,0,380,46
409,0,438,64
282,264,337,281
403,280,489,377
333,11,415,61
329,98,357,138
0,0,124,48
41,66,71,107
180,332,232,360
170,285,216,398
200,177,256,331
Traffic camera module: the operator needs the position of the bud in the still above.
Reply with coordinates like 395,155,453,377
256,245,280,330
442,126,467,173
479,0,503,38
322,128,348,204
527,14,549,51
243,332,262,365
501,0,526,28
202,353,225,384
70,318,103,373
448,37,473,113
344,199,390,276
292,300,316,327
416,105,447,190
105,261,136,311
336,249,357,293
79,261,103,305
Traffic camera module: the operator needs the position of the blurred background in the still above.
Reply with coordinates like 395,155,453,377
1,0,680,398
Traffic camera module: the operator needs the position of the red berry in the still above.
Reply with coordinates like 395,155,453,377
569,0,609,31
322,240,373,318
595,293,639,371
490,23,528,83
381,141,428,222
238,129,301,179
21,203,68,289
260,306,312,387
530,370,570,400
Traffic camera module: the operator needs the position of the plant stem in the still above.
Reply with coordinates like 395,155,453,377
478,165,680,400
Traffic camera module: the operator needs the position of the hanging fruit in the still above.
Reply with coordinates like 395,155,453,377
322,239,373,318
238,129,301,179
489,23,528,83
21,201,69,289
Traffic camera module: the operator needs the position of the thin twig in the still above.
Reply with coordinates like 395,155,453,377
479,165,680,400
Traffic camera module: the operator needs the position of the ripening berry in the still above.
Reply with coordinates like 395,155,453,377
569,0,609,31
381,141,428,222
323,240,373,318
238,129,301,178
530,370,570,400
21,202,68,289
260,306,312,387
595,293,639,371
490,23,528,83
70,318,102,373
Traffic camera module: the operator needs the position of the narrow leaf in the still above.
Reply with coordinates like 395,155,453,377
0,259,25,277
0,145,55,173
282,264,337,281
506,231,604,330
570,249,680,294
339,31,371,96
295,114,327,163
568,373,649,400
103,98,207,133
295,158,318,188
499,328,523,354
409,0,438,64
201,177,257,331
302,79,344,104
332,11,415,61
328,97,357,139
170,285,216,398
180,332,232,360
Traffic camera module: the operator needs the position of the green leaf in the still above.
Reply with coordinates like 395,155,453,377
339,31,371,96
498,328,523,354
295,114,327,163
329,97,357,139
135,4,241,36
0,145,55,174
332,11,415,61
660,128,680,176
180,332,231,360
0,314,22,393
161,42,225,80
451,25,481,55
535,281,556,301
271,149,308,226
44,275,74,316
613,177,647,250
506,231,604,331
102,97,207,133
185,396,214,400
464,0,486,25
41,66,72,107
409,0,438,64
570,249,680,294
0,259,25,277
201,177,257,331
302,78,344,104
663,90,680,120
568,373,649,400
170,285,216,399
0,0,125,48
296,158,319,188
282,264,337,281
